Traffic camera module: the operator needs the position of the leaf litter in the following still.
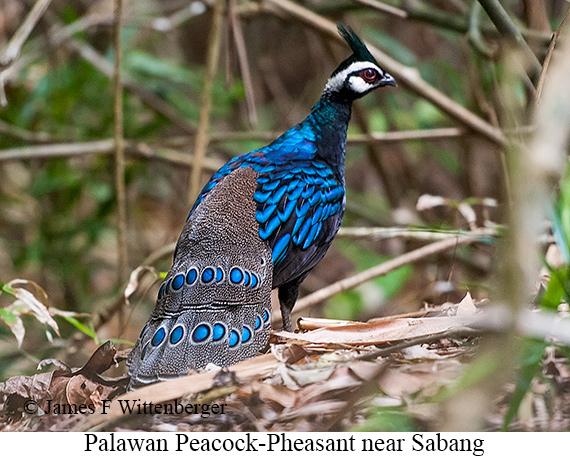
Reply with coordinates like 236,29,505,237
1,292,569,431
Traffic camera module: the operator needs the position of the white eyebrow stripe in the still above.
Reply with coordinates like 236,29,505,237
325,61,383,92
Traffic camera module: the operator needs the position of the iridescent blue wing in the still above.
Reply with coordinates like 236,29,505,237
252,159,345,286
188,122,318,220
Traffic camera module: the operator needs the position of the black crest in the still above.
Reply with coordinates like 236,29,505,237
332,25,379,77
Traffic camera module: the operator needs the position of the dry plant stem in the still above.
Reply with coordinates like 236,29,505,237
264,0,506,146
353,0,406,18
399,0,551,46
0,140,224,172
0,0,53,105
272,228,495,326
113,0,129,291
0,119,53,143
176,127,465,146
0,0,52,68
477,0,541,75
337,226,499,241
228,0,257,126
535,12,569,102
356,327,481,362
188,0,225,205
0,128,465,162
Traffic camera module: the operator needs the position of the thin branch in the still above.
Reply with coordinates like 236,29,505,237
0,119,53,143
337,226,499,241
0,126,493,166
0,0,52,68
0,0,53,105
263,0,506,146
356,327,481,361
272,228,496,326
348,127,465,144
0,140,224,172
150,2,208,31
477,0,541,75
468,1,494,57
535,11,570,103
189,0,225,204
399,0,551,47
200,127,466,145
228,0,257,126
0,128,473,160
353,0,407,19
113,0,128,288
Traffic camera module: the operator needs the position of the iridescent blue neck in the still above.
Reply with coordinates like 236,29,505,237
304,96,352,173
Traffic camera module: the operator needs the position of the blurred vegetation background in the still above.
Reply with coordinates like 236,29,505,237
1,0,570,430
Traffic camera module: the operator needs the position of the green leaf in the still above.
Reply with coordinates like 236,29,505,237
1,282,16,296
125,51,200,88
60,315,98,343
0,307,17,325
502,339,548,430
541,266,569,311
353,406,417,432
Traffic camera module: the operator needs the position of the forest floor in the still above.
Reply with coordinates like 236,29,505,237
1,293,568,432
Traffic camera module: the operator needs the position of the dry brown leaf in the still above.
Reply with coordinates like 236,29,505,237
37,358,72,374
4,279,60,344
124,266,156,305
456,292,478,317
275,313,476,346
379,360,463,398
72,352,279,431
9,279,50,306
280,344,309,364
239,381,297,409
0,307,25,346
66,375,104,407
291,366,361,405
0,371,54,405
277,400,347,422
78,340,117,376
401,345,448,360
1,342,124,428
349,360,387,381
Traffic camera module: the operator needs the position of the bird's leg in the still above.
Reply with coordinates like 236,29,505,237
278,283,299,332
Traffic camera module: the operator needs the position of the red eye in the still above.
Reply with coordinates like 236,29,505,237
359,68,378,83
